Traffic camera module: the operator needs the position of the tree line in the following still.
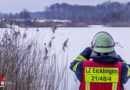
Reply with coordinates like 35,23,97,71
0,1,130,27
44,1,130,24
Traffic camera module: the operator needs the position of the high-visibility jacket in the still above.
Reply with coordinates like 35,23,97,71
80,60,122,90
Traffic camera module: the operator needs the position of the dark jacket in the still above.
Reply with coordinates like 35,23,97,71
70,47,130,88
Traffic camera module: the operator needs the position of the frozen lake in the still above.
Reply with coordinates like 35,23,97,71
1,25,130,89
26,25,130,90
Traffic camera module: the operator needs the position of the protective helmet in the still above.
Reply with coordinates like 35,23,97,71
91,31,115,53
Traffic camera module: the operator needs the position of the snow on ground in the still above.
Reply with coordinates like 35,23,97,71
31,19,71,23
0,26,130,89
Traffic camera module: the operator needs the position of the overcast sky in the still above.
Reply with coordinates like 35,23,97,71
0,0,129,13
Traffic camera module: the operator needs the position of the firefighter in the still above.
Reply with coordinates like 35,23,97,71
70,31,130,90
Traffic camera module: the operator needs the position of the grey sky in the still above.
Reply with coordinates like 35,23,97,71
0,0,129,13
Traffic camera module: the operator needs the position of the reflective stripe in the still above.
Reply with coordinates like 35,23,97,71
127,65,130,77
75,58,82,61
79,55,87,60
122,61,127,64
75,55,87,61
86,81,118,90
73,62,80,71
76,57,85,61
112,83,117,90
86,82,90,90
73,55,87,71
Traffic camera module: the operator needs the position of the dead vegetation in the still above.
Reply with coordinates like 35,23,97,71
0,26,68,90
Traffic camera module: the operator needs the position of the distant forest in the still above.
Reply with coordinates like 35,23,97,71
44,1,130,24
0,1,130,25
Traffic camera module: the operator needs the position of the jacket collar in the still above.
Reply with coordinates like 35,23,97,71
90,51,121,64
